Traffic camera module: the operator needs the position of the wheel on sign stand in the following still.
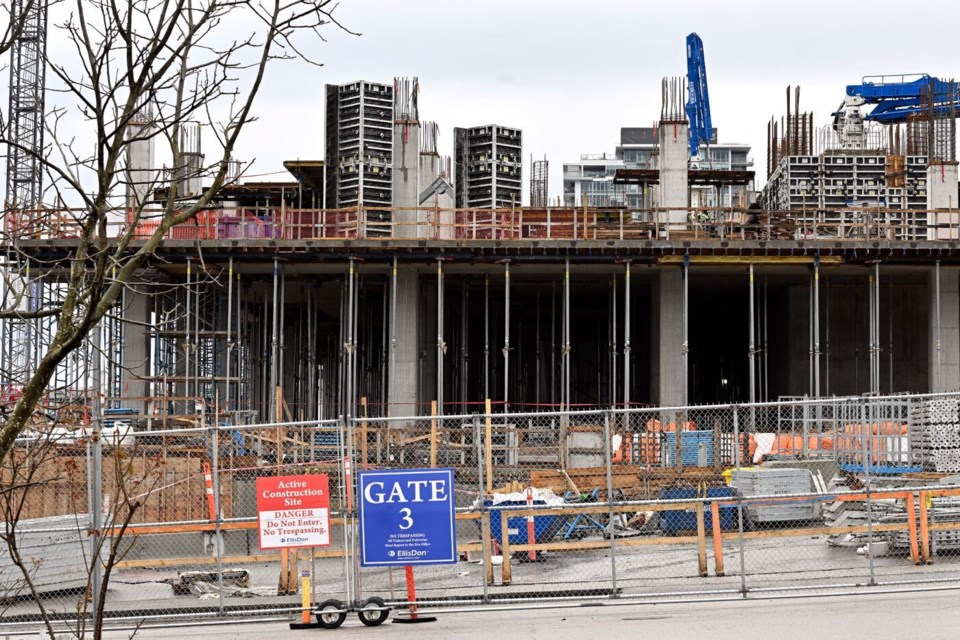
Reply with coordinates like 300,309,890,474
315,599,347,629
357,596,390,627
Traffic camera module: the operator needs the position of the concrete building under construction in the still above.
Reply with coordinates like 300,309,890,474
4,73,960,430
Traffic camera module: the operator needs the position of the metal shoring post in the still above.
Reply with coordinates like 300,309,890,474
749,264,756,458
88,326,104,624
503,261,510,413
611,273,617,408
462,283,469,416
624,263,631,414
936,261,942,392
809,270,814,396
603,411,618,597
437,258,444,416
733,406,747,596
563,259,571,467
763,277,769,401
484,276,489,401
535,288,541,408
474,413,489,602
347,258,356,420
680,256,689,470
270,259,279,424
390,258,398,417
551,281,557,407
868,269,876,395
874,262,880,395
824,278,830,396
814,257,820,397
186,257,192,403
225,258,234,417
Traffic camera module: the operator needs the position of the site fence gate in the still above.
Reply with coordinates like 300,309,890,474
4,393,960,633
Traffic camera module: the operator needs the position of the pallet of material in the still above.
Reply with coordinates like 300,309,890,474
0,514,89,598
530,466,724,500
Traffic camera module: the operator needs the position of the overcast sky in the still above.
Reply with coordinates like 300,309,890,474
8,0,960,202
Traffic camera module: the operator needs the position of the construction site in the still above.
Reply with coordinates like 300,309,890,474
5,20,960,632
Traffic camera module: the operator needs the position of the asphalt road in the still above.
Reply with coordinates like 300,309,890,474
58,589,958,639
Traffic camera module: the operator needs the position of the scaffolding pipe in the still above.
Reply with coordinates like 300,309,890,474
503,261,510,411
279,266,286,415
868,268,876,394
461,284,469,414
623,263,631,409
535,288,541,407
763,277,769,402
551,281,557,407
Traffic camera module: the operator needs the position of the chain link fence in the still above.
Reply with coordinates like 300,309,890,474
4,393,960,632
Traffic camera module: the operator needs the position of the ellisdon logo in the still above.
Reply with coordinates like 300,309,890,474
388,549,427,558
280,536,310,544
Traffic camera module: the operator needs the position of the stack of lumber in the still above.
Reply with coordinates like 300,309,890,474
530,466,724,500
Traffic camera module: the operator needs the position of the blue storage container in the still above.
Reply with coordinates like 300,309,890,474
662,430,715,467
658,487,737,534
485,500,569,546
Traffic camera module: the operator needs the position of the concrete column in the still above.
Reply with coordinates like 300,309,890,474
121,289,151,415
657,121,689,232
392,122,421,238
927,162,960,240
654,268,685,406
388,268,420,417
929,267,960,392
126,121,158,212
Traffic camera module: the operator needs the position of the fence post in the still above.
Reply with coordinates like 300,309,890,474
603,411,618,597
862,400,877,586
733,406,747,596
475,414,493,593
211,420,225,614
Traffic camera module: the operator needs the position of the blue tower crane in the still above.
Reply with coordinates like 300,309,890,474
685,32,712,158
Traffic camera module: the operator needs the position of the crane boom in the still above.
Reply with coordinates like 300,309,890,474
685,32,712,157
846,74,960,123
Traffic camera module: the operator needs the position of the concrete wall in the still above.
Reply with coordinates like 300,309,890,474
419,153,454,239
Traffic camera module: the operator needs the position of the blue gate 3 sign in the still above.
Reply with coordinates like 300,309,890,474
358,468,457,567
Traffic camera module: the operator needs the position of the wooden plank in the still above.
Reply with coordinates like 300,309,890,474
695,502,707,577
500,513,511,585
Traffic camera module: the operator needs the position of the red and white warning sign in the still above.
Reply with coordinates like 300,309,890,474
256,474,331,550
